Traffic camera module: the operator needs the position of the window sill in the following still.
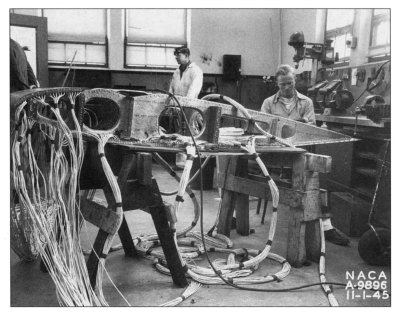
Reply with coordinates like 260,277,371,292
124,65,176,73
48,64,109,71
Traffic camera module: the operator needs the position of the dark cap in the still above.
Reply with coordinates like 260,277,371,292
174,46,190,56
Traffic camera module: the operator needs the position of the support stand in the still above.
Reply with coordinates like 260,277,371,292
216,148,332,267
81,145,188,289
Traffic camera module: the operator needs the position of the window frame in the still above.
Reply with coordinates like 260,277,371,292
368,10,390,59
42,9,109,68
324,9,355,65
124,9,188,70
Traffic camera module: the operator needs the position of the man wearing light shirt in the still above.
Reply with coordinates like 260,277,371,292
169,46,203,98
260,64,349,246
260,64,315,124
167,46,203,168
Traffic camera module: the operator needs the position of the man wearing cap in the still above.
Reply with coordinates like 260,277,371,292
169,46,203,99
166,46,204,168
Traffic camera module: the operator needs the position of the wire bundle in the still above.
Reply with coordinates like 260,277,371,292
159,281,202,307
11,92,108,305
319,218,339,306
10,91,126,306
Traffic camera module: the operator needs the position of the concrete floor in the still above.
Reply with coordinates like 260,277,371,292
10,163,391,307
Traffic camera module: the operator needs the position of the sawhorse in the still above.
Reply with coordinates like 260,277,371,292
80,144,188,288
216,148,332,267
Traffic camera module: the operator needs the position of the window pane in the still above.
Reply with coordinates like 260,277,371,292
127,9,186,44
44,9,106,42
86,45,107,64
372,20,390,46
147,46,166,66
48,42,65,63
66,44,86,63
48,42,106,65
326,9,354,30
330,33,352,59
126,46,146,65
166,47,178,67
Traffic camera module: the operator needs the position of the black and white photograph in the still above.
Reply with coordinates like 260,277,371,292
7,4,395,309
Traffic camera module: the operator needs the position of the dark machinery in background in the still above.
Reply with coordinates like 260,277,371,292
308,61,390,121
288,32,391,266
288,31,335,69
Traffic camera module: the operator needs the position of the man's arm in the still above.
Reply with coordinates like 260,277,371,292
301,99,316,125
186,67,203,99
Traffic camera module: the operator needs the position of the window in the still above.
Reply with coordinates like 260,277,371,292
370,9,390,47
43,9,107,67
125,9,188,69
325,9,355,62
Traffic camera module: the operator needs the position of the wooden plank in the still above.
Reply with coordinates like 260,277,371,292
302,171,322,221
287,154,306,267
117,152,136,189
148,179,188,287
302,190,321,221
217,173,303,208
103,184,137,258
305,221,321,263
205,106,222,143
217,156,240,237
257,152,304,168
80,198,122,235
235,157,249,236
216,189,237,237
305,153,332,173
303,170,322,261
292,154,306,190
137,153,153,186
87,229,109,288
286,207,306,268
319,189,329,215
117,216,138,258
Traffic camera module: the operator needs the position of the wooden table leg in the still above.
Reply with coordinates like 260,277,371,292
147,179,188,288
286,154,307,267
304,171,323,262
87,229,109,288
103,186,138,258
217,156,239,237
287,208,306,268
287,154,324,266
235,157,250,236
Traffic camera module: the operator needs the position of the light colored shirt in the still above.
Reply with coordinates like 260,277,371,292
169,62,203,99
260,90,316,125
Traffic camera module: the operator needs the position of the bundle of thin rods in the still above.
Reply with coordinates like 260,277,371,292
11,92,119,306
